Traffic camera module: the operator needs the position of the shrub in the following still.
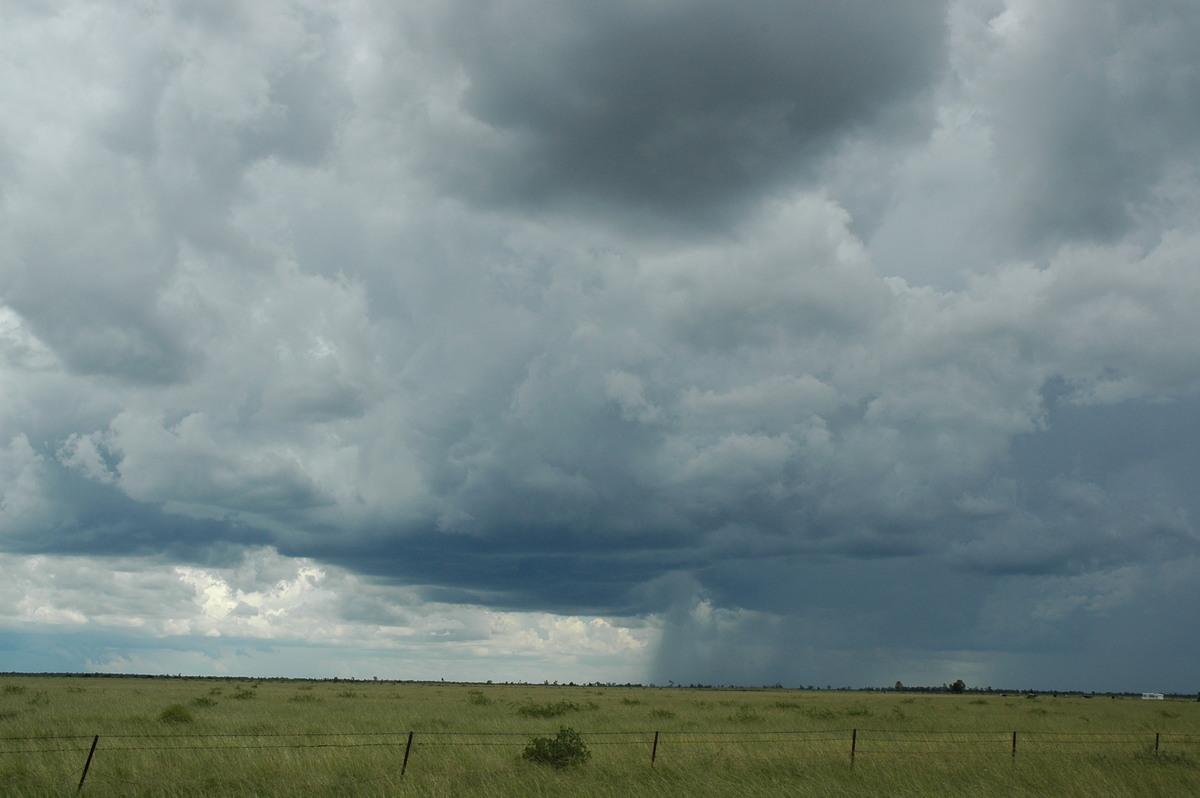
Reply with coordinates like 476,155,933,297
158,704,194,724
515,700,597,718
467,690,492,706
288,692,322,703
521,727,591,769
189,696,218,708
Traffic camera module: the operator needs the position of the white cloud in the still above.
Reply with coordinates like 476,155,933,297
0,548,656,681
0,435,59,539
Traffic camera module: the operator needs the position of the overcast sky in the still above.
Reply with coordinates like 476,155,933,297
3,0,1199,692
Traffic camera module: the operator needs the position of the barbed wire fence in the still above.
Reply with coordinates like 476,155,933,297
2,728,1198,793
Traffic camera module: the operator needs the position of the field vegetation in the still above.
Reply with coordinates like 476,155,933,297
1,675,1198,796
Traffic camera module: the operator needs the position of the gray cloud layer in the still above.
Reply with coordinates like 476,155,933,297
2,0,1199,690
430,0,948,229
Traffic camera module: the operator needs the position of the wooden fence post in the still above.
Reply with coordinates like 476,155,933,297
651,731,659,767
76,735,99,793
1155,732,1160,754
851,728,857,767
401,731,414,776
1011,731,1017,760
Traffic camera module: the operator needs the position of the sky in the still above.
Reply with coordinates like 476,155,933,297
2,0,1199,693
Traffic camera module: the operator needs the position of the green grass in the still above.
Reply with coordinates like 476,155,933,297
0,676,1197,796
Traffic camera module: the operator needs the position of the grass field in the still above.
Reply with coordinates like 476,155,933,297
1,675,1198,796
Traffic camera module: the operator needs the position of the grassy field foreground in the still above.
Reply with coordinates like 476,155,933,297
1,675,1198,796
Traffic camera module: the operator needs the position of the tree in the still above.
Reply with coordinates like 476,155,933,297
950,679,966,694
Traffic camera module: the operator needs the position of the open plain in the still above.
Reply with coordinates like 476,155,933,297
1,675,1198,797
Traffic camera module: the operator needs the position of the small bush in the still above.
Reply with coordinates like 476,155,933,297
467,690,492,706
516,700,598,718
289,692,322,703
649,708,676,720
231,689,256,700
158,704,194,724
521,727,591,769
189,696,218,708
1,685,26,696
774,702,839,719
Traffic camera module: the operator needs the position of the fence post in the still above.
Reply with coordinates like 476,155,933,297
851,728,857,767
651,731,660,767
401,731,414,776
1155,732,1160,755
1011,731,1017,760
76,735,99,793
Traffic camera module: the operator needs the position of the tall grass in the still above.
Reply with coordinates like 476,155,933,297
0,676,1197,796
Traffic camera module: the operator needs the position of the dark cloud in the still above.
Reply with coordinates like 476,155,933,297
651,556,990,686
951,392,1200,576
429,0,948,229
0,445,272,563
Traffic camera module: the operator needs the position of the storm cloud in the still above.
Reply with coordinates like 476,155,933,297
425,0,948,228
2,0,1199,690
